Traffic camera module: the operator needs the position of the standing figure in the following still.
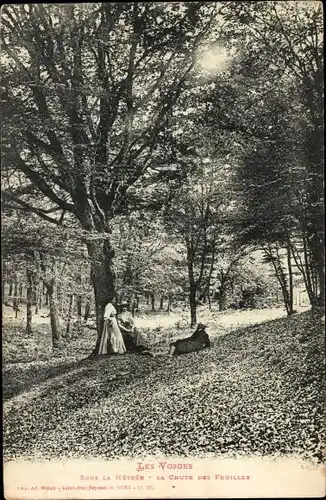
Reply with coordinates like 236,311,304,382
98,302,126,355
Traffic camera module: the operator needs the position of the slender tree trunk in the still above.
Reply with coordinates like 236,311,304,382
26,268,33,334
189,285,197,326
166,295,172,312
47,281,61,347
317,263,325,306
290,239,315,306
1,261,5,304
66,294,75,338
146,292,150,305
286,244,294,315
13,281,19,318
266,245,292,316
8,281,13,296
39,255,62,347
208,287,212,311
31,274,39,314
34,289,39,315
38,285,43,311
159,296,164,310
187,243,197,327
151,293,155,311
76,274,82,317
19,283,23,298
277,265,291,315
57,285,64,317
32,278,37,304
84,297,91,321
131,294,138,317
76,296,82,317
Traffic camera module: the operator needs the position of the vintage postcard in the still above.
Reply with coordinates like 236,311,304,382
2,1,325,499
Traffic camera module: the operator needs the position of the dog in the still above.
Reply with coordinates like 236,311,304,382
169,323,210,356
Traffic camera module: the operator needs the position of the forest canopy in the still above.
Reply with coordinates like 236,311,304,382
1,1,324,352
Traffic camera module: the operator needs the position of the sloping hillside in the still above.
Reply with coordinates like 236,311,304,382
3,311,325,463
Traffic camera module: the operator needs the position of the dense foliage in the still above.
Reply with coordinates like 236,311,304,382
1,1,323,343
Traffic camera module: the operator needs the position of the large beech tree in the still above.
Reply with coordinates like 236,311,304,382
1,3,219,353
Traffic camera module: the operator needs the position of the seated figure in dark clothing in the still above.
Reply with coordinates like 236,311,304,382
169,323,210,356
117,301,151,355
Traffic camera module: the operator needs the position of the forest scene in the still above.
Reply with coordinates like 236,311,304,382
1,1,325,466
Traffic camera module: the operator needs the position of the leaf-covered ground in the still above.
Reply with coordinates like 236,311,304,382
3,310,325,464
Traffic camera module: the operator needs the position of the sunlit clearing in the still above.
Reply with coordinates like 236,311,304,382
198,45,231,75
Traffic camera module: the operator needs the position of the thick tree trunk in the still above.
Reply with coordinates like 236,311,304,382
218,290,227,312
26,268,33,334
87,238,116,356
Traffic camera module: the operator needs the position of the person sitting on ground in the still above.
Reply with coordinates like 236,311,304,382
117,301,151,354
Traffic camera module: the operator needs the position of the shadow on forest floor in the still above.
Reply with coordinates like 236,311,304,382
1,305,313,403
3,311,325,464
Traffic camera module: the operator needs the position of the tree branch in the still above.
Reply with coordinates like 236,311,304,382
2,192,67,226
14,155,75,212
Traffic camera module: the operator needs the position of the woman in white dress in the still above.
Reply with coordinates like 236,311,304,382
98,302,126,355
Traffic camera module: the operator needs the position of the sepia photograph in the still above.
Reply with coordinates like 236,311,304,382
1,1,325,498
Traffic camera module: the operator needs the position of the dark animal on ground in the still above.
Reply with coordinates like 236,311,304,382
169,323,210,356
